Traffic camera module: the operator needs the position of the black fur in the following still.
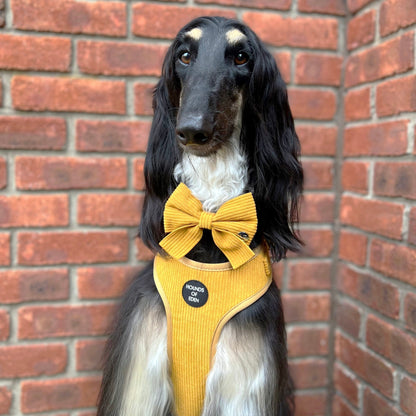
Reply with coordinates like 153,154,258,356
98,16,302,416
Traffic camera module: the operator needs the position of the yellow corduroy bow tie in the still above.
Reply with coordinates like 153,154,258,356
159,183,258,269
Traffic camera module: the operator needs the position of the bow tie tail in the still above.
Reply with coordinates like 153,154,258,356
159,226,203,260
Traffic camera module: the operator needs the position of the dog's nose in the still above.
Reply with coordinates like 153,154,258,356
177,127,210,146
176,115,212,146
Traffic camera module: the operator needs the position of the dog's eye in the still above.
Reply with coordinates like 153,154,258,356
180,51,192,65
234,52,249,66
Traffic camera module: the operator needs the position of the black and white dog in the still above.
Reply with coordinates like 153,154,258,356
97,16,303,416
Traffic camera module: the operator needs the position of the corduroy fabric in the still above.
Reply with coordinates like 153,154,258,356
159,183,258,269
154,248,272,416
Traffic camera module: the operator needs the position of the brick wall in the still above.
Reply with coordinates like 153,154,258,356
0,0,414,415
334,0,416,415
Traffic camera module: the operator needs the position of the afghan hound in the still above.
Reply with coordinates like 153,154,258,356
97,16,303,416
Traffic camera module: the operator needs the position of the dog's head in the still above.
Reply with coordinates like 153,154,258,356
171,19,254,157
140,17,303,262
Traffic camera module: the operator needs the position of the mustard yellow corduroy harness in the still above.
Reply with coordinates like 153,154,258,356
154,183,272,416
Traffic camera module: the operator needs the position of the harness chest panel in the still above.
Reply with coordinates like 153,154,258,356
154,249,272,416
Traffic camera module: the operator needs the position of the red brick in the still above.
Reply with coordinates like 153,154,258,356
283,293,331,323
243,12,338,50
342,161,369,194
18,304,116,339
336,298,361,338
134,158,146,191
15,156,127,190
370,239,416,286
339,230,367,266
374,162,416,200
0,309,9,341
297,229,334,258
0,116,66,150
401,376,416,416
344,87,371,121
132,3,235,39
135,238,155,262
405,293,416,333
0,195,68,228
77,194,143,226
12,76,125,114
345,32,414,87
409,207,416,245
303,161,334,190
76,120,150,153
288,261,331,290
78,41,168,77
0,78,2,107
364,388,401,416
347,0,373,13
344,121,408,156
301,194,334,224
294,393,327,416
76,339,106,371
298,0,346,15
336,332,394,398
78,266,141,300
0,34,70,72
196,0,291,10
0,269,69,303
0,158,6,189
297,126,337,156
21,377,101,413
288,88,337,121
340,195,403,239
272,261,284,288
134,83,155,116
12,0,126,36
295,53,342,86
0,233,10,266
290,359,328,389
337,264,400,319
334,364,359,406
366,314,416,374
287,326,329,357
18,231,129,266
380,0,416,37
376,74,416,117
347,10,375,50
332,395,357,416
0,387,11,415
273,51,291,84
0,344,67,378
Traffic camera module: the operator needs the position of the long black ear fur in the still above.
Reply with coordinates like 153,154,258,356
139,41,182,252
240,29,303,262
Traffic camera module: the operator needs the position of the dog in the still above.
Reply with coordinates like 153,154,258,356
97,16,303,416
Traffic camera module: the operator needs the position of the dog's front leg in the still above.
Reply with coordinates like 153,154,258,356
201,319,279,416
118,295,173,416
98,285,174,416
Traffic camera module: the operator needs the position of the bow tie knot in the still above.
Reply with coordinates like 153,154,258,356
159,183,258,269
199,211,214,230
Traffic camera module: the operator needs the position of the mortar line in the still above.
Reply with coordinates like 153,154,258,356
325,4,350,414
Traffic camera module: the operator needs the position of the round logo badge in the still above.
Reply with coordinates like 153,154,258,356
182,280,209,308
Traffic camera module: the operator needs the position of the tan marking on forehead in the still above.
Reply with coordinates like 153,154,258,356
226,28,247,44
185,27,203,41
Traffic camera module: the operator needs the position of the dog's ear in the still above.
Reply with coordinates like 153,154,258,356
139,42,181,252
243,35,303,261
